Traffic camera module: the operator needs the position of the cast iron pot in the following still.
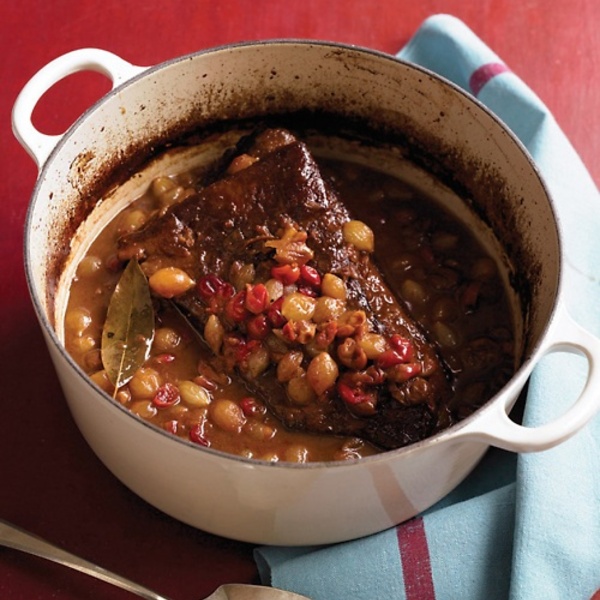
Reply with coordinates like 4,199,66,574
12,41,600,545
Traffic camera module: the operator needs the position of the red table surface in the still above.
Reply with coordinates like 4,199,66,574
1,1,599,598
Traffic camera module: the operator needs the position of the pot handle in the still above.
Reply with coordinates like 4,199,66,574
456,303,600,452
12,48,147,169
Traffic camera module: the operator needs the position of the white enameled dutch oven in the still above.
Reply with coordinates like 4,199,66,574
13,42,600,546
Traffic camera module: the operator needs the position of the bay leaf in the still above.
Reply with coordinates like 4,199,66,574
101,258,155,390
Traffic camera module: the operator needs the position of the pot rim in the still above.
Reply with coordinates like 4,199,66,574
23,38,564,468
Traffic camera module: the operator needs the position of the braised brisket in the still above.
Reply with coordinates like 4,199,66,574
117,129,454,450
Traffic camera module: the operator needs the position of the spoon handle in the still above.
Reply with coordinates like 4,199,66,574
0,518,170,600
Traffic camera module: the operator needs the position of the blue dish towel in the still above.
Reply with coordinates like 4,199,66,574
254,14,600,600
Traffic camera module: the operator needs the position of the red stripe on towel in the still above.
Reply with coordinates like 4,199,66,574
469,62,510,96
397,517,436,600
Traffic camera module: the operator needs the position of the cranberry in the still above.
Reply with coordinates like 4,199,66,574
193,374,218,391
204,282,234,315
337,381,375,406
197,274,226,300
267,296,286,327
246,314,271,339
189,423,209,446
225,290,249,322
152,383,180,408
376,349,405,369
271,263,300,285
388,335,414,362
245,283,269,314
282,321,298,342
218,282,235,300
299,264,321,289
239,396,266,418
234,338,260,364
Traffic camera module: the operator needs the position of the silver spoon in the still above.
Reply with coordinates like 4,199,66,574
0,518,309,599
